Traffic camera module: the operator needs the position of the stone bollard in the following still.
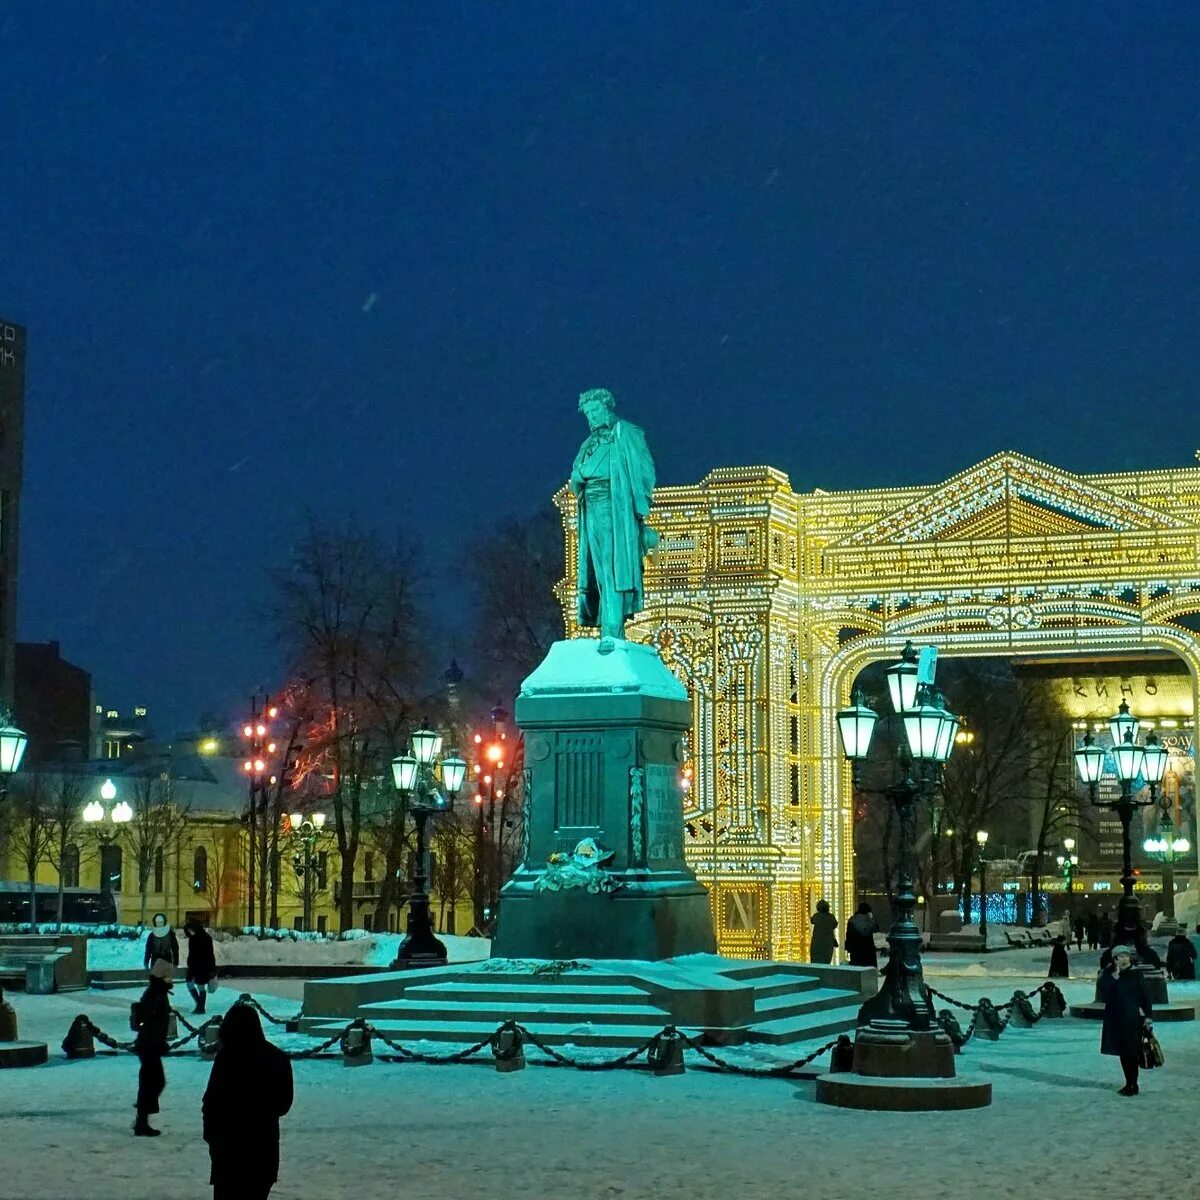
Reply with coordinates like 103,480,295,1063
0,988,17,1042
973,998,1005,1041
936,1010,969,1051
647,1026,686,1076
492,1022,526,1073
1007,990,1040,1028
61,1015,95,1059
341,1019,373,1067
829,1034,854,1073
199,1023,221,1061
1039,983,1066,1019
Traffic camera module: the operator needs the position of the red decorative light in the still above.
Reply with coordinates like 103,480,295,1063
243,725,253,738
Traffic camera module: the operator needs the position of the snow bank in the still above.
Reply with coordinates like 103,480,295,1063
87,931,491,970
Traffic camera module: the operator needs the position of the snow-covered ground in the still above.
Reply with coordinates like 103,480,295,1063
87,931,491,970
2,954,1198,1200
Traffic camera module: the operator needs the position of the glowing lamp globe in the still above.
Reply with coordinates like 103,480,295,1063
1141,732,1169,786
1174,837,1190,854
902,696,949,762
885,642,920,714
976,829,989,847
392,752,419,793
313,812,327,829
111,801,133,824
411,728,440,766
1063,836,1076,853
932,698,960,764
289,812,304,829
1110,730,1145,784
836,690,878,761
1073,733,1106,786
1108,700,1139,752
0,720,28,774
100,778,118,802
83,800,104,824
441,752,467,796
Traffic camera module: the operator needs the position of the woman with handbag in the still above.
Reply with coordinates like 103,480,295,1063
1099,945,1152,1096
132,958,174,1135
183,920,217,1014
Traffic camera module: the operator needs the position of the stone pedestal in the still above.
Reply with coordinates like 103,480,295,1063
491,639,717,962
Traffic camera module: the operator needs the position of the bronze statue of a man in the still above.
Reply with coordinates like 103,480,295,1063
569,387,659,652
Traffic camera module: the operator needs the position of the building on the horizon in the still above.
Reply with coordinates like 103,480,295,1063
14,640,95,762
94,705,152,759
0,318,24,709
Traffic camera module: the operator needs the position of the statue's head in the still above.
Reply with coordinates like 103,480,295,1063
578,387,616,430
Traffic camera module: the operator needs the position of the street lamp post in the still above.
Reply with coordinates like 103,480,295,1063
1073,703,1167,948
0,713,28,802
287,811,327,932
1143,810,1189,932
1055,837,1078,928
975,830,990,942
391,729,466,969
83,780,133,908
836,641,959,1030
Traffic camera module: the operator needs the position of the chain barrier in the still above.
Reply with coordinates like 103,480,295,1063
70,1010,851,1077
232,994,301,1027
929,981,1061,1049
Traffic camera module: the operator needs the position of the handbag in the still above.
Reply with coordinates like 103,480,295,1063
1141,1022,1164,1069
207,976,218,995
129,1001,142,1033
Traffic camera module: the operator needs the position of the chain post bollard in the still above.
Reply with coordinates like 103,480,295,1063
973,997,1005,1040
1007,989,1040,1028
0,987,17,1042
341,1018,373,1066
61,1014,95,1058
199,1021,221,1060
492,1021,526,1073
829,1033,854,1073
1039,982,1067,1018
647,1025,686,1076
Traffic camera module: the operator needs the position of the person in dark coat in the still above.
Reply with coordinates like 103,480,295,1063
844,902,879,968
1085,911,1099,951
203,1003,294,1200
1099,945,1152,1096
184,920,217,1014
809,900,838,964
132,958,174,1135
1048,935,1070,978
1072,915,1086,951
1097,910,1114,948
143,912,179,971
1165,931,1197,980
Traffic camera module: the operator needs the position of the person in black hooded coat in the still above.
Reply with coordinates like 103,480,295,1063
1099,946,1152,1096
1048,935,1070,978
183,920,217,1014
1165,931,1197,980
844,903,880,968
203,1003,294,1200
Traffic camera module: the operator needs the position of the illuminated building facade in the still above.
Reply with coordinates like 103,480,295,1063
556,451,1200,959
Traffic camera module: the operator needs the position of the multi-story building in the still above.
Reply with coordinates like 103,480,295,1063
14,640,94,762
0,318,24,709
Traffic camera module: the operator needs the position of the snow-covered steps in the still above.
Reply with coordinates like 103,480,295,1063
298,955,874,1050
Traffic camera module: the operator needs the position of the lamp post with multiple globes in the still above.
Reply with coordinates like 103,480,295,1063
974,830,990,941
1142,811,1189,933
390,728,467,969
287,811,328,933
836,641,959,1029
1072,702,1168,947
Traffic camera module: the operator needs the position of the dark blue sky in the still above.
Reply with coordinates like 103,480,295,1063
4,4,1200,734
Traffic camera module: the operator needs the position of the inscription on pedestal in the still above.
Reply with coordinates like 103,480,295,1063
645,764,682,865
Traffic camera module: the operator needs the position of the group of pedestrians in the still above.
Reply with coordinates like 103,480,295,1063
808,900,880,967
1071,910,1114,950
129,914,294,1199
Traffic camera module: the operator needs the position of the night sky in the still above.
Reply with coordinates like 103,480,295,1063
4,5,1200,735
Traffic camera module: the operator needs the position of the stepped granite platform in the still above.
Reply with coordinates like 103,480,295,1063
298,954,875,1049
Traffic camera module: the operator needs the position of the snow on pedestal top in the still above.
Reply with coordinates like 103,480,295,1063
520,638,687,700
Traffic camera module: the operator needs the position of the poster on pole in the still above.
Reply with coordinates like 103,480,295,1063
917,645,938,686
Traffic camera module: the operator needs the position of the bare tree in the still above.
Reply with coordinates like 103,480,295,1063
430,810,477,933
7,770,55,926
45,768,89,931
464,509,564,702
267,518,427,931
124,767,190,926
192,826,240,925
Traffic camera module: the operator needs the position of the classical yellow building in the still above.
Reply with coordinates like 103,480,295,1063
558,451,1200,960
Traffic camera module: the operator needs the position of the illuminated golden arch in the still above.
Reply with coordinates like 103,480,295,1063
557,452,1200,960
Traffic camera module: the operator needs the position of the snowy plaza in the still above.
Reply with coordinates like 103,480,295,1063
2,942,1198,1200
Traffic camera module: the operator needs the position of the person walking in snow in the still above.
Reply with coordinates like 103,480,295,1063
183,919,217,1014
1073,914,1086,951
1099,945,1152,1096
1048,935,1070,978
143,912,179,972
1085,911,1099,950
844,902,879,968
809,900,838,964
203,1003,294,1200
132,958,173,1135
1166,930,1196,980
